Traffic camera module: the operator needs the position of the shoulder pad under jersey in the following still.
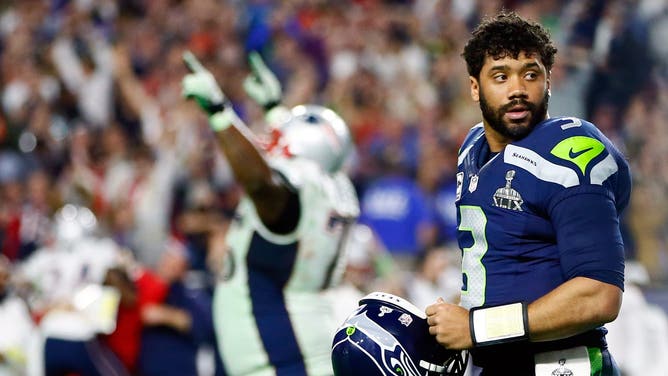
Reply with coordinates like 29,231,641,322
502,117,623,188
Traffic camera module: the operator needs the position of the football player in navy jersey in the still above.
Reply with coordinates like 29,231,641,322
425,11,630,376
182,52,359,376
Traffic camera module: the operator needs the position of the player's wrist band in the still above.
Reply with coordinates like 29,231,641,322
265,105,292,127
209,109,238,132
263,99,281,111
206,102,226,115
469,302,529,347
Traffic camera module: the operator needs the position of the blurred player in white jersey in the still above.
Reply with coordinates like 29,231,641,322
0,255,36,376
182,51,359,375
17,204,128,376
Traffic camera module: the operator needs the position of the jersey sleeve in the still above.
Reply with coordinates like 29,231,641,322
251,157,359,243
538,118,630,289
548,184,625,289
269,156,317,192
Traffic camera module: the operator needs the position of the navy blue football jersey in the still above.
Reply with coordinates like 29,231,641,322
455,117,631,368
456,116,630,309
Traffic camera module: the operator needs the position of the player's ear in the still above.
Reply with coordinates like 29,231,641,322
546,73,552,97
470,76,480,102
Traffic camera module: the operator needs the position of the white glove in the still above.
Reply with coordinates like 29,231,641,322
243,51,282,110
182,50,236,131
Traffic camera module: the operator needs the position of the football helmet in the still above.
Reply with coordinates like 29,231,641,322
52,204,98,248
331,292,467,376
269,104,352,173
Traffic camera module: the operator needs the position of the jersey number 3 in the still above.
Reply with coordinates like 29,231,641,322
459,205,488,308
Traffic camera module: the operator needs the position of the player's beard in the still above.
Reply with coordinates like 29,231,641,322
479,89,549,141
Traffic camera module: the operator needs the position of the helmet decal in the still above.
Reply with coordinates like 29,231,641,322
332,293,468,376
345,312,432,376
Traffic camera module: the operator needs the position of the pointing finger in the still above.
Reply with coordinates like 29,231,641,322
183,50,206,73
248,51,267,75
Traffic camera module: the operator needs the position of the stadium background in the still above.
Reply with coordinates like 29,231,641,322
0,0,667,374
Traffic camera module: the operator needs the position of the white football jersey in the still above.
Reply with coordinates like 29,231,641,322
213,157,359,376
18,236,120,339
0,296,36,376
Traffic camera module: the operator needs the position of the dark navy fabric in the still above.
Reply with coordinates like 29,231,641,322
44,337,128,376
247,232,307,376
138,281,214,376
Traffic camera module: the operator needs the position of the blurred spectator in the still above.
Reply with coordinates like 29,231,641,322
585,0,653,121
0,255,35,375
101,263,141,374
606,261,668,376
17,169,60,260
138,242,221,376
359,138,438,260
404,245,461,311
326,223,403,325
49,19,114,129
110,44,187,268
416,135,460,244
18,205,128,376
0,152,26,261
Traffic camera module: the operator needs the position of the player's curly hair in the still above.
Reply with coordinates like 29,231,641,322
462,11,557,78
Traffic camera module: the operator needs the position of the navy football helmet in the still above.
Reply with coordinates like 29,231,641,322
331,292,468,376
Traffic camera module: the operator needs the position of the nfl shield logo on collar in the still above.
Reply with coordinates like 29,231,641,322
468,174,479,193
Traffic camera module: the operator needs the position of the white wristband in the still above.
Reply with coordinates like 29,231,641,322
209,109,239,132
470,302,529,347
265,105,292,128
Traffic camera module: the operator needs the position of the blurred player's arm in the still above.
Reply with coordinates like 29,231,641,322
112,44,154,120
112,44,173,149
182,51,297,232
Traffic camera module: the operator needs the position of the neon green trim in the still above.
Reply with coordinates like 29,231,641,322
550,136,605,174
346,326,356,336
587,347,603,375
459,205,488,307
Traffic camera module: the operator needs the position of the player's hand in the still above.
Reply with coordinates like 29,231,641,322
182,51,227,116
243,51,282,110
426,298,473,350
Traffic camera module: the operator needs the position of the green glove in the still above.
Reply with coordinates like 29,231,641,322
243,51,282,111
182,51,236,131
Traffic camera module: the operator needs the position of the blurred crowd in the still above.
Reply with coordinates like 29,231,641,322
1,0,668,375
